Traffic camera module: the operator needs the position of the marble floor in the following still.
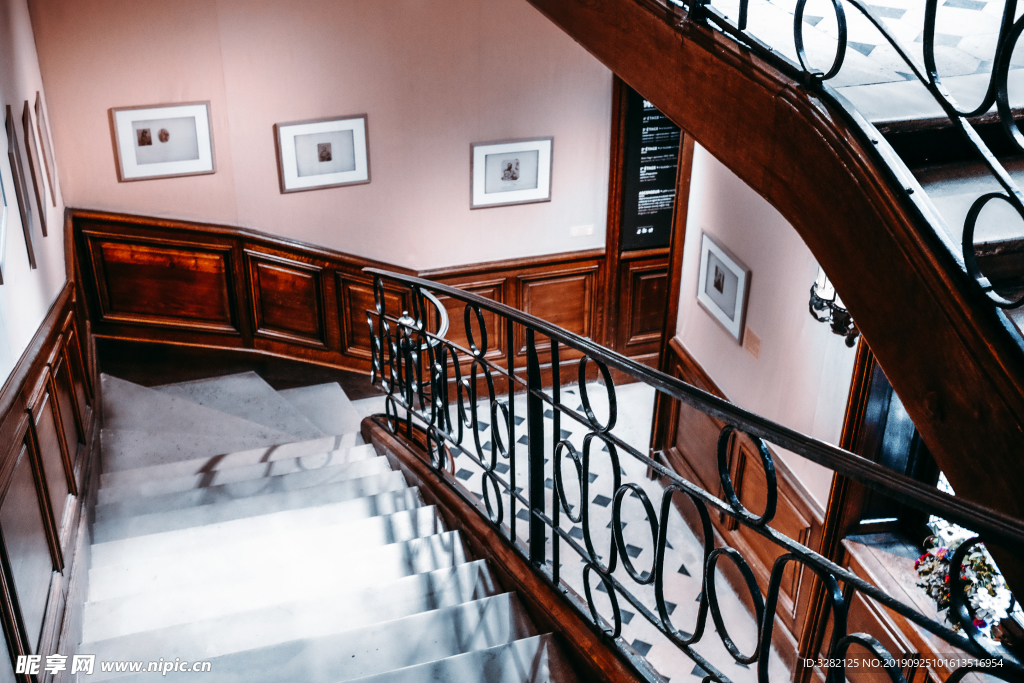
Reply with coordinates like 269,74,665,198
353,382,792,683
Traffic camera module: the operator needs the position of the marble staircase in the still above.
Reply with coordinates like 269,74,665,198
81,372,576,682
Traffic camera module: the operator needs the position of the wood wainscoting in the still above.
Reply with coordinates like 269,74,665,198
0,283,99,682
651,337,825,672
72,210,666,381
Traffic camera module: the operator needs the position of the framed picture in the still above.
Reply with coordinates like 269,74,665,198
696,232,750,343
35,93,57,206
0,156,8,285
470,137,552,209
22,101,46,236
110,101,215,181
6,105,35,269
274,114,370,193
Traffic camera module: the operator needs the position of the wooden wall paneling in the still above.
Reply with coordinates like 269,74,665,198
0,441,58,654
430,277,508,366
602,76,629,350
616,253,669,363
81,231,239,335
516,265,599,358
337,272,411,365
650,137,695,455
26,376,71,556
60,313,92,414
245,249,328,348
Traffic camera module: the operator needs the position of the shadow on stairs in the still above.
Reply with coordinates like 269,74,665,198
81,371,576,682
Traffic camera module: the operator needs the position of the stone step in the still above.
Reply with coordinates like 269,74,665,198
95,457,394,521
343,633,576,683
101,375,296,442
88,506,444,601
94,593,533,682
82,530,469,642
97,444,378,504
92,472,411,543
100,433,363,488
90,488,423,569
80,560,498,667
101,429,301,473
277,383,362,437
154,372,325,440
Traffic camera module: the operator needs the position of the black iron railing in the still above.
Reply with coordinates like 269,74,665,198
366,269,1024,683
661,0,1024,315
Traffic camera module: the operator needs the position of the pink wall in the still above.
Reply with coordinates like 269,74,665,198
0,0,66,386
29,0,613,269
675,144,858,512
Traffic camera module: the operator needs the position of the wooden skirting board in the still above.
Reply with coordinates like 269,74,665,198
0,282,100,682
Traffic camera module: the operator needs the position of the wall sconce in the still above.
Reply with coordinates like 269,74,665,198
810,267,860,347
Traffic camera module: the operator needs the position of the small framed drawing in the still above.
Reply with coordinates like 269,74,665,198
35,93,58,206
470,137,552,209
696,232,750,343
6,105,35,269
110,101,215,181
22,101,46,236
274,114,370,193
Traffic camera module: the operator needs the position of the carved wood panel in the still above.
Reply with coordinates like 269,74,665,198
618,257,669,355
517,266,599,357
338,275,411,361
0,445,55,653
28,385,71,539
84,234,238,333
433,280,506,363
247,252,327,348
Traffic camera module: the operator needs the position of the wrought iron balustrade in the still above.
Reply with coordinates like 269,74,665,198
658,0,1024,318
366,268,1024,683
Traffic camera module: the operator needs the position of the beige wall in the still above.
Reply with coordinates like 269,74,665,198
676,144,858,512
0,0,66,387
29,0,613,269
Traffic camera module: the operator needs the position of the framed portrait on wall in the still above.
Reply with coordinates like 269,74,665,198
470,137,552,209
22,101,46,236
110,102,215,181
696,232,750,343
35,93,57,206
6,105,35,269
274,114,370,193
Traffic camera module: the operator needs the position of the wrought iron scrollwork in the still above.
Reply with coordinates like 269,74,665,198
366,269,1024,683
675,0,1024,310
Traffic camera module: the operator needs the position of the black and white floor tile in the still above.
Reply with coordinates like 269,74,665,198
357,382,790,682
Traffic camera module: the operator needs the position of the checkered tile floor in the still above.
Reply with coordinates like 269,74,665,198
428,382,791,683
707,0,1016,87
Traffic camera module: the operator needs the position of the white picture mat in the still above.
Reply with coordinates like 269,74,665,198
472,139,551,208
278,117,368,190
696,232,749,342
114,104,213,179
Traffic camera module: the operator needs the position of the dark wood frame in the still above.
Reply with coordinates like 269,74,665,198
0,282,98,680
109,101,215,182
273,113,371,194
602,77,694,377
6,105,35,270
21,102,45,237
469,137,553,209
33,94,57,207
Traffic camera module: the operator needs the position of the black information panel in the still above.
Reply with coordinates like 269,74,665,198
620,87,681,252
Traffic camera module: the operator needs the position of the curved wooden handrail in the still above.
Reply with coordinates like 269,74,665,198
523,0,1024,590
